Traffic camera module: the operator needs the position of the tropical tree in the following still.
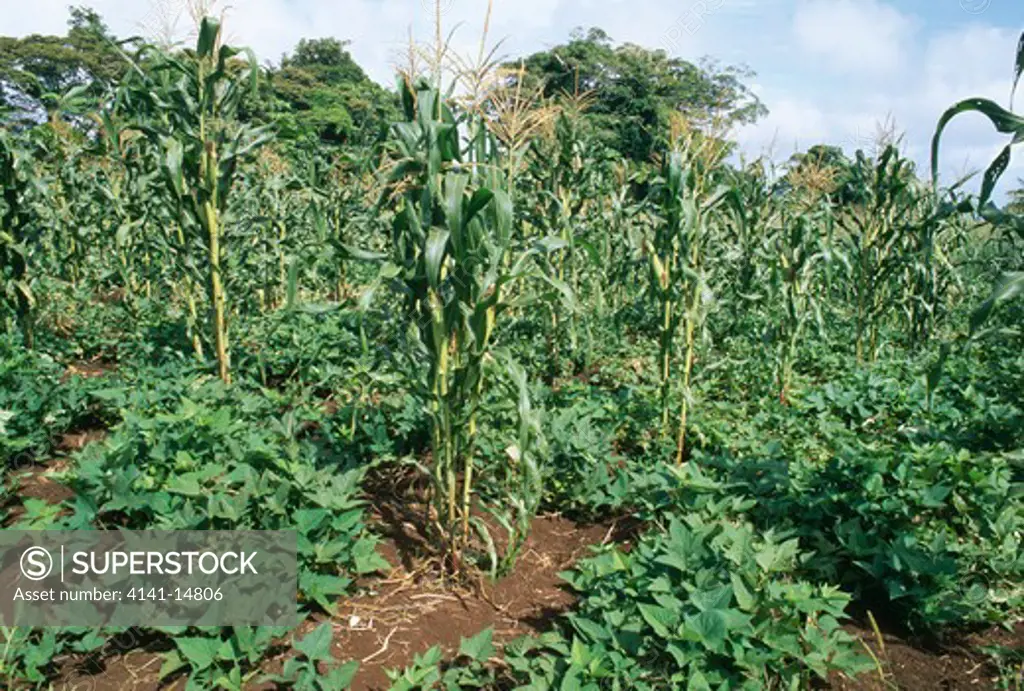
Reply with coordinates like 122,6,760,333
0,7,125,121
268,37,398,146
513,27,765,162
1007,178,1024,215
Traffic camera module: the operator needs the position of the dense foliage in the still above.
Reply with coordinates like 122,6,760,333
513,27,765,162
0,5,1022,690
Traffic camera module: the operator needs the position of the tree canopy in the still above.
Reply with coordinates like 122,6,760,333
1,15,396,147
0,6,125,121
268,37,398,146
1008,179,1024,215
511,27,767,162
2,13,770,157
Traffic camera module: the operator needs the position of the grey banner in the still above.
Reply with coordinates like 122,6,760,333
0,531,297,626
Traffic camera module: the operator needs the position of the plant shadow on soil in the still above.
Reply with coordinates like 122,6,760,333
50,511,635,691
287,469,642,690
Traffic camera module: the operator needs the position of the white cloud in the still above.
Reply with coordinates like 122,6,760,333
735,16,1021,199
917,24,1019,114
734,92,828,157
792,0,916,77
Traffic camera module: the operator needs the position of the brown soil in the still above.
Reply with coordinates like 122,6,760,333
3,428,106,525
53,514,630,691
320,514,629,691
57,428,109,453
832,621,1024,690
63,358,116,382
51,629,176,691
8,461,76,505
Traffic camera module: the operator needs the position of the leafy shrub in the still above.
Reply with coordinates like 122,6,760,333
0,340,65,462
385,628,497,690
496,511,870,689
0,336,105,463
726,442,1024,630
0,627,111,688
162,626,284,691
66,381,387,612
538,387,627,516
273,622,359,690
233,307,372,389
156,623,360,691
803,368,924,434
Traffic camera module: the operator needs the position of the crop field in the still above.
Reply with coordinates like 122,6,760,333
0,2,1023,689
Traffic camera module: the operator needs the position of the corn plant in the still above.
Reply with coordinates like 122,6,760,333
38,130,91,289
315,149,383,302
91,108,208,353
602,162,645,317
524,109,601,377
91,113,173,313
236,150,300,311
0,129,45,349
835,145,923,364
379,76,562,570
647,123,729,465
769,204,830,402
931,30,1024,325
719,160,781,338
899,191,973,348
116,17,272,383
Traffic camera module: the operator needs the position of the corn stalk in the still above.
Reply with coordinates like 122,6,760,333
648,133,729,465
930,30,1024,335
0,130,43,349
379,76,564,571
837,146,920,364
116,17,272,383
525,111,597,377
769,204,830,403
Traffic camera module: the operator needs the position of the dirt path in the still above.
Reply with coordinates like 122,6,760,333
55,515,632,690
317,515,628,690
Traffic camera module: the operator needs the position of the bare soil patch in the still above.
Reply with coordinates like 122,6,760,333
318,514,628,690
53,514,631,691
3,428,107,525
832,621,1024,690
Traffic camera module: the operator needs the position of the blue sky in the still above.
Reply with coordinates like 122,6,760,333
3,0,1022,195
